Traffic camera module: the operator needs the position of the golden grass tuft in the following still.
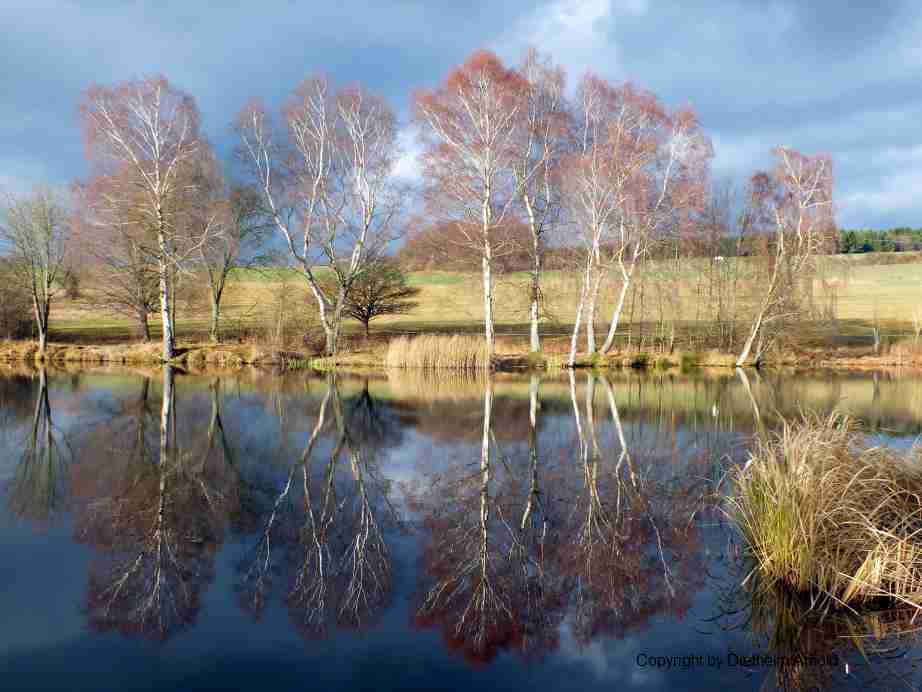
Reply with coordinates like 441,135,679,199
728,413,922,611
384,335,491,370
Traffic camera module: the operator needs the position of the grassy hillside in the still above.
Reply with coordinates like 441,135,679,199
44,253,922,351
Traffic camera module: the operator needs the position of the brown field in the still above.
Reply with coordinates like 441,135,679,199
4,251,919,368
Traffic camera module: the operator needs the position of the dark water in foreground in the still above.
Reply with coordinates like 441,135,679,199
2,366,922,692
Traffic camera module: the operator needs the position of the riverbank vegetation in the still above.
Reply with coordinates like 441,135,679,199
728,414,922,611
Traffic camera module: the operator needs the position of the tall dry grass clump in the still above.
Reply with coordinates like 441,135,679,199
728,413,922,611
384,335,491,370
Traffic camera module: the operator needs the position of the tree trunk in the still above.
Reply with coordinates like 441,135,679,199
481,191,495,359
568,254,593,367
736,308,764,367
323,323,338,355
529,234,541,353
600,263,634,354
736,257,782,366
33,297,49,356
137,308,151,342
209,287,223,343
482,246,495,360
586,264,604,355
157,215,175,361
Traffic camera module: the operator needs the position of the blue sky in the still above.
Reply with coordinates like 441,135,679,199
2,0,920,228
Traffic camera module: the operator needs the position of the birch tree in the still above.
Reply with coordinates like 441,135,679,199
735,148,834,366
237,79,403,355
512,49,566,353
414,50,524,358
561,76,624,366
561,78,710,363
79,77,204,361
0,187,69,355
597,104,711,354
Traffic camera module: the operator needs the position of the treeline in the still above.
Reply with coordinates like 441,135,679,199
1,47,837,366
840,228,922,253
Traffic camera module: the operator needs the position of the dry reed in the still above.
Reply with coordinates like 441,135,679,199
728,413,922,611
384,335,491,370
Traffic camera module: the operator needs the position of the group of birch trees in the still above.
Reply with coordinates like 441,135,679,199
412,49,835,366
0,48,835,365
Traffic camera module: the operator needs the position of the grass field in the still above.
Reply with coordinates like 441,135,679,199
42,252,922,356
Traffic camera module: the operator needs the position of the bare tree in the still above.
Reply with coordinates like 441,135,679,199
414,50,525,358
560,77,710,363
79,77,206,360
561,76,625,366
237,79,403,355
0,187,69,354
597,103,711,354
735,147,835,366
6,368,70,522
72,175,159,341
186,150,268,341
512,49,566,353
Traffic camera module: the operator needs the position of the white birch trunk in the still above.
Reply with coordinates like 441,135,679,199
600,257,636,354
156,205,175,361
568,252,594,367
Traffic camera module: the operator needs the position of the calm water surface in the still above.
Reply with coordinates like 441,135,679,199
2,366,922,691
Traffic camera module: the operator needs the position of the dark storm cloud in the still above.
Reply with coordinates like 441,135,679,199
1,0,919,226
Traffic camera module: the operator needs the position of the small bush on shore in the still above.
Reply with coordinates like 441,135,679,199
728,413,922,611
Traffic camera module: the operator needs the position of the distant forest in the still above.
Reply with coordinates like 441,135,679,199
838,228,922,253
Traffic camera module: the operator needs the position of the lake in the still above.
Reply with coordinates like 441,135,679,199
2,365,921,691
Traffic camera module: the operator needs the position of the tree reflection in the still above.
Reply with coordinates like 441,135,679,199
416,378,521,661
73,366,233,641
6,368,70,523
237,375,397,637
413,372,709,662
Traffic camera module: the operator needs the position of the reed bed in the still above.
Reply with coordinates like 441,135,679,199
384,335,491,370
727,413,922,611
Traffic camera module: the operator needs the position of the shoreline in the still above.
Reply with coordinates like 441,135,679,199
2,339,921,374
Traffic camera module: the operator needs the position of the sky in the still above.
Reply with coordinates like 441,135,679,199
1,0,920,229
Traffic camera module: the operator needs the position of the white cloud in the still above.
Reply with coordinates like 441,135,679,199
393,125,423,183
493,0,639,83
839,167,922,226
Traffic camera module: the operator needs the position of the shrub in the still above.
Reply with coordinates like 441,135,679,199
0,261,32,339
728,414,922,610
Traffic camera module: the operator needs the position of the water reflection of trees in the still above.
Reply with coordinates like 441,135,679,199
413,371,710,663
72,366,237,640
5,369,71,523
9,365,876,664
237,375,397,637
